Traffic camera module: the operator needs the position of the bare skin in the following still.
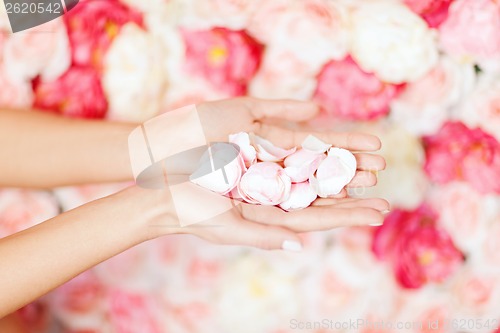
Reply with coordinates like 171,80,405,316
0,98,388,318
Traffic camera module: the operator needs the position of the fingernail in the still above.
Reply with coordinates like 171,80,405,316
382,209,390,215
282,240,303,252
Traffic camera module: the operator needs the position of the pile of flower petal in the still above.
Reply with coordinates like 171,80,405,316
190,133,357,211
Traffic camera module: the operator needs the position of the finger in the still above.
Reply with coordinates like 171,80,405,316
330,198,390,211
249,98,319,122
347,171,377,187
355,153,386,171
257,124,381,151
191,209,303,251
240,204,384,231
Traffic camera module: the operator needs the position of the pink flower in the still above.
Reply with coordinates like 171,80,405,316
314,57,404,120
309,148,356,197
251,134,296,162
423,122,500,194
33,66,108,119
108,290,162,333
373,204,464,289
182,28,264,96
64,0,143,70
0,189,58,238
404,0,453,28
284,149,325,183
439,0,500,63
395,226,464,289
247,0,348,69
238,162,291,205
50,271,105,313
279,182,317,211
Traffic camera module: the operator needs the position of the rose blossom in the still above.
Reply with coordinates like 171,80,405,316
238,162,291,205
103,23,168,122
182,27,263,96
439,0,500,69
314,57,404,120
309,148,356,197
404,0,453,28
279,182,317,211
373,204,464,289
33,66,108,119
350,1,438,83
64,0,143,70
247,0,349,71
390,56,476,135
423,121,500,194
2,18,70,83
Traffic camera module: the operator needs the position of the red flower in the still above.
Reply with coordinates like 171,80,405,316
33,66,108,119
64,0,143,70
373,204,464,289
423,121,500,194
404,0,454,28
182,28,264,96
314,57,404,121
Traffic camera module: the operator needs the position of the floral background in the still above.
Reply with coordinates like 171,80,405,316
1,0,500,332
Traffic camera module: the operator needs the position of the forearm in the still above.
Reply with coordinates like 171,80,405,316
0,109,136,188
0,186,175,317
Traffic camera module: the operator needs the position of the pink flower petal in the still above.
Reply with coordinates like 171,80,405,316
279,182,317,211
229,132,257,167
309,148,357,197
251,134,296,162
238,162,292,205
284,149,326,182
190,146,245,195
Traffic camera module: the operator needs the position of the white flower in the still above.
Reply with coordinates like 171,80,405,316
350,0,438,83
215,256,299,333
2,18,70,83
103,23,168,122
390,56,476,135
352,124,428,209
454,73,500,141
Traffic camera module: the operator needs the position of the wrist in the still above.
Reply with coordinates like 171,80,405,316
111,186,184,242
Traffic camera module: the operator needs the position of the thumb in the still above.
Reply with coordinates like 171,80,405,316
249,98,320,122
